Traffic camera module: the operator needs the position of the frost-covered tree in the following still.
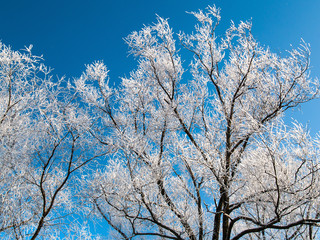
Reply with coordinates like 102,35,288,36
77,5,320,240
2,4,320,240
0,42,102,239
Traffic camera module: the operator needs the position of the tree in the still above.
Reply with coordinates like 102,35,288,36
0,42,102,239
77,5,320,240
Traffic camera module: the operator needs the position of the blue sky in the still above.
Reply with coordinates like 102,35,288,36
1,0,320,237
1,0,320,128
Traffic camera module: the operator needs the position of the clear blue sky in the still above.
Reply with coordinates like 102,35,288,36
1,0,319,127
1,0,320,236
